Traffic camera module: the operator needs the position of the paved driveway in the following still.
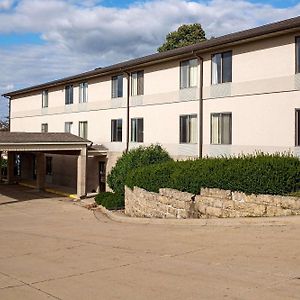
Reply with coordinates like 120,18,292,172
0,184,300,300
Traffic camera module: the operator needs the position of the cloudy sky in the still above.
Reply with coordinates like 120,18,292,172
1,0,300,119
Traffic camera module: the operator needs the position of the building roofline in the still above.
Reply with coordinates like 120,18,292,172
3,15,300,98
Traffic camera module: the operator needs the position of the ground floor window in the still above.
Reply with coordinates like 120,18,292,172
180,114,197,143
296,110,300,146
131,118,144,142
111,119,122,142
46,157,52,175
211,113,232,144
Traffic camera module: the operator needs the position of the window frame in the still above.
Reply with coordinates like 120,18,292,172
65,85,74,105
210,112,232,145
79,82,88,103
41,123,48,133
296,109,300,146
111,75,123,98
42,90,48,108
131,71,144,96
111,119,123,142
179,114,198,144
211,51,232,85
131,118,144,143
180,59,198,89
78,121,88,139
64,121,73,133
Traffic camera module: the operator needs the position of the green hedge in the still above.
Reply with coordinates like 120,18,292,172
125,153,300,195
107,144,172,195
95,192,124,210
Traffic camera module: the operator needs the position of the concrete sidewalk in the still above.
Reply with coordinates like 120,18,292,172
0,184,300,299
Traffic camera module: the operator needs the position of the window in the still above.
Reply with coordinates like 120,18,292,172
212,51,232,84
131,118,144,142
79,82,88,103
65,85,73,105
42,90,48,108
111,119,122,142
46,157,52,175
131,71,144,96
211,113,232,144
64,122,73,133
79,121,88,139
180,59,198,89
41,123,48,133
296,37,300,73
112,75,123,98
296,110,300,146
180,115,198,143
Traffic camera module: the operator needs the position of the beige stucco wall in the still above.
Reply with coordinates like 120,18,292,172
9,31,300,164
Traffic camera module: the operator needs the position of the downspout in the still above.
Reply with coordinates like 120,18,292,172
123,71,130,153
194,53,204,158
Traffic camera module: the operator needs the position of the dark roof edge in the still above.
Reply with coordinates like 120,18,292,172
3,15,300,97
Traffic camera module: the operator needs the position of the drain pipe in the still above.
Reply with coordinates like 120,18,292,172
194,53,204,158
123,71,130,153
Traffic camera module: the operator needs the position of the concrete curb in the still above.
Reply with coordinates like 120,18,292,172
95,205,300,226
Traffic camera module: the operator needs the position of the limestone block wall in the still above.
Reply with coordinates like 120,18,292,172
125,186,300,219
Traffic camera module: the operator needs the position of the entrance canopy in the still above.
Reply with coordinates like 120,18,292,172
0,132,94,198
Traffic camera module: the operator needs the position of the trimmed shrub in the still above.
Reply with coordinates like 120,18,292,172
107,144,173,195
95,192,124,209
125,153,300,196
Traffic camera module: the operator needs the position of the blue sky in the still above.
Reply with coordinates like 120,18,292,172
1,0,300,119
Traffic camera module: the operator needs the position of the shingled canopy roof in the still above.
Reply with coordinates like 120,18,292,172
0,132,91,144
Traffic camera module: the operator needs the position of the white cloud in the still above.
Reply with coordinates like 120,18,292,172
1,0,300,118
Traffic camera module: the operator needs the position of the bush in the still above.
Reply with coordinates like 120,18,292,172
107,144,173,195
125,153,300,196
95,192,124,209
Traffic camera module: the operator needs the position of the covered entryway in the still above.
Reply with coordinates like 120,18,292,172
0,132,92,198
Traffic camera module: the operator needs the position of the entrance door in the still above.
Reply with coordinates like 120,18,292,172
98,161,106,192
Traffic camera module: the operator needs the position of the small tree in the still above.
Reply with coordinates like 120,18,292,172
107,145,173,195
158,23,206,52
0,117,9,131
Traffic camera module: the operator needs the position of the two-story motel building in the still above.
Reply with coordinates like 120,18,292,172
2,16,300,197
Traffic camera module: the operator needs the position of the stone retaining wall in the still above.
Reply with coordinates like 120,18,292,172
125,186,300,218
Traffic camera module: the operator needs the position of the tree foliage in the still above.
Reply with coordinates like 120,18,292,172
0,117,9,131
158,23,206,52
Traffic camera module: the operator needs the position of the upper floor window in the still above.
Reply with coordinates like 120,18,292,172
180,59,198,89
65,85,73,105
79,121,88,139
79,82,88,103
42,90,48,108
131,118,144,142
296,109,300,146
211,113,232,144
41,123,48,133
296,37,300,73
111,119,122,142
64,122,73,133
180,114,197,144
131,71,144,96
212,51,232,85
112,75,123,98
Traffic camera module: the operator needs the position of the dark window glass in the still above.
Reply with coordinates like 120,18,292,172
296,110,300,146
131,71,144,96
65,85,73,105
111,119,122,142
112,75,123,98
46,157,52,175
131,118,144,142
41,123,48,133
222,51,232,83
